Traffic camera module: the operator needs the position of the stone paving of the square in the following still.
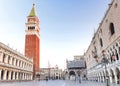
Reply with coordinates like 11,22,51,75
0,80,119,86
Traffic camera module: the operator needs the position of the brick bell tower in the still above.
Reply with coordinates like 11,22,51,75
25,4,40,78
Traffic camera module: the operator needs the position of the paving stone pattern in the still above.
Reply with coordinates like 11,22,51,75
0,80,119,86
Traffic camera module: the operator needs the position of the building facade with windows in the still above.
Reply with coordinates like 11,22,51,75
84,0,120,84
50,67,62,80
0,42,33,81
39,66,62,80
65,55,86,80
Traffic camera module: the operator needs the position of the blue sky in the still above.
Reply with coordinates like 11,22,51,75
0,0,111,69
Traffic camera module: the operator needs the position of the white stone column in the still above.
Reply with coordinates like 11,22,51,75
29,74,31,80
114,74,118,84
109,76,112,83
8,71,11,80
30,74,31,80
27,74,29,80
31,74,33,80
98,77,100,82
98,76,99,82
22,73,24,80
25,74,27,80
24,73,26,80
21,73,23,80
28,74,30,80
21,73,22,80
18,72,20,80
16,72,19,80
0,52,3,62
3,70,7,80
20,73,22,80
27,74,28,80
100,76,102,82
102,76,105,82
13,72,15,80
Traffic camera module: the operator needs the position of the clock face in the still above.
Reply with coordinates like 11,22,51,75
30,19,33,22
28,18,34,22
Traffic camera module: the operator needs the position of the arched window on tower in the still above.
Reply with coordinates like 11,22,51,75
28,26,35,30
109,23,115,36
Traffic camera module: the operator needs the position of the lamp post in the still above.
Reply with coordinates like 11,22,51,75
94,50,110,86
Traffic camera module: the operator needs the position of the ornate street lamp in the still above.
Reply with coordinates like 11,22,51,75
94,50,110,86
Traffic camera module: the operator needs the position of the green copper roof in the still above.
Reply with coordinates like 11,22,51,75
28,4,36,17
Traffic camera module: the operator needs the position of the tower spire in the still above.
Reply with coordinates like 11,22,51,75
28,3,37,17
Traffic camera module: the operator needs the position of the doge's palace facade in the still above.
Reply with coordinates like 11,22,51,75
85,0,120,84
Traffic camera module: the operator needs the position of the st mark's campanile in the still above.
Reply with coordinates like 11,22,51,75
25,4,40,78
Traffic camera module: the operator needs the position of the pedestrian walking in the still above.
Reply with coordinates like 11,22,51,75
78,75,81,83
